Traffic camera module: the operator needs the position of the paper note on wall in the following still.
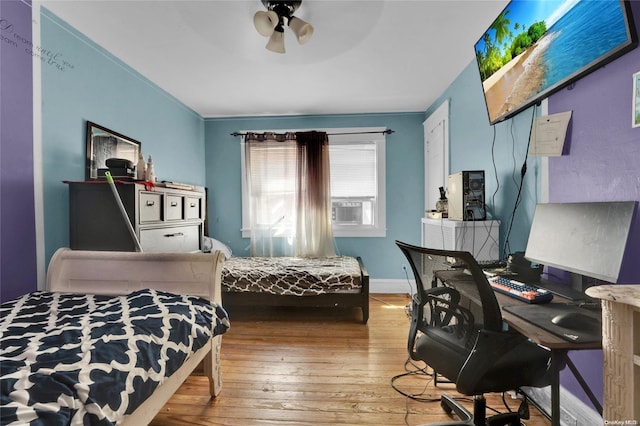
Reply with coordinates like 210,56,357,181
529,111,572,156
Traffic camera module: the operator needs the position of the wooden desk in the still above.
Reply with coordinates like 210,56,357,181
434,270,602,426
496,293,601,350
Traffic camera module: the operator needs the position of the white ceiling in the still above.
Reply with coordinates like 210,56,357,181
41,0,508,118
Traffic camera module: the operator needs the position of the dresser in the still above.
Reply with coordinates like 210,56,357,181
67,181,205,253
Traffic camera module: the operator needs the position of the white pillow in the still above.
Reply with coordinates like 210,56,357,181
202,236,232,259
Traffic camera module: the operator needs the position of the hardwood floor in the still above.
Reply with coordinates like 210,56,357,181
150,294,551,426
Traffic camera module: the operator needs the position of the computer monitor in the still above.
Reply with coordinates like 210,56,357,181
525,201,636,286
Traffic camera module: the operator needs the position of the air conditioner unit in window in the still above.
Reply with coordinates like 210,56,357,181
332,201,364,225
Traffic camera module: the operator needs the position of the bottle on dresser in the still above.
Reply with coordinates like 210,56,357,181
136,152,146,180
145,155,156,183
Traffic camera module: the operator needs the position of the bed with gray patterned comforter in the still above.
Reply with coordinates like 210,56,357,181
0,289,229,425
221,256,369,323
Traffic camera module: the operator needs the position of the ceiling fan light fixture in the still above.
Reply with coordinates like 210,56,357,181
254,10,279,37
254,0,312,52
288,16,313,45
266,28,286,53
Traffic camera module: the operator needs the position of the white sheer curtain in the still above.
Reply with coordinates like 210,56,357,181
245,132,297,256
244,131,335,257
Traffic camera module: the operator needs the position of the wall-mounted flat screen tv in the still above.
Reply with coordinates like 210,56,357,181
475,0,637,124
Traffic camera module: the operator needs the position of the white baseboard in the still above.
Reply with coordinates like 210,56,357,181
370,278,415,295
522,385,602,426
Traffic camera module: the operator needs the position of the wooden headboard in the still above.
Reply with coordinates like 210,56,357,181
46,248,225,304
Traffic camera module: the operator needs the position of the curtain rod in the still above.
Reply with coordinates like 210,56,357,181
230,129,394,137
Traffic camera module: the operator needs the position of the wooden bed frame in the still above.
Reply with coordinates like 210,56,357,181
45,248,226,425
222,257,369,323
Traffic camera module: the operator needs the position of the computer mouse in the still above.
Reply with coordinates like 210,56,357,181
551,312,599,330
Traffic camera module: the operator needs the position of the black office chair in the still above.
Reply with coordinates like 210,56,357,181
396,241,559,426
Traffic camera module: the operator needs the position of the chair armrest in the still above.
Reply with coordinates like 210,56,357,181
408,287,466,360
419,284,460,301
417,286,460,317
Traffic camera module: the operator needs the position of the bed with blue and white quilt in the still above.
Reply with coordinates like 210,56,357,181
0,248,229,426
0,289,228,425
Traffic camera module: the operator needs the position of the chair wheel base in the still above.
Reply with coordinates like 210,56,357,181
486,412,521,426
441,398,454,415
416,394,522,426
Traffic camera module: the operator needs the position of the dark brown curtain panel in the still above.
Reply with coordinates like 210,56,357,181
295,131,335,257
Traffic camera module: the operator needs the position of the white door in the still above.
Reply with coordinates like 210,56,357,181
424,100,449,213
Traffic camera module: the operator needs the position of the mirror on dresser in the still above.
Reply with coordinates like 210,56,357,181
86,121,141,180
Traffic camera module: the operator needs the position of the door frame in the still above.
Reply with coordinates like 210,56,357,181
423,99,449,213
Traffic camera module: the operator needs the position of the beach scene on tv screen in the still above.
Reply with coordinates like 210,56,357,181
475,0,631,123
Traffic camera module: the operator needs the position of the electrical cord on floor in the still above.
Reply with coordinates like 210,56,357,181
391,357,439,403
391,357,440,426
391,360,518,425
502,391,513,412
393,360,530,426
368,294,397,306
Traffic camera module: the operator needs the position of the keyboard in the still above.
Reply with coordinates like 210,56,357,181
487,275,554,304
446,258,506,269
477,259,507,269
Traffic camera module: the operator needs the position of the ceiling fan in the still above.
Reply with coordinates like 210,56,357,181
253,0,314,53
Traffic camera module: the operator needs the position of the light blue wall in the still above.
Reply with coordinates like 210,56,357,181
41,8,205,266
204,113,425,279
425,61,542,258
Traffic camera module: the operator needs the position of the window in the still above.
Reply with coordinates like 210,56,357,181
241,127,386,238
328,129,386,237
244,142,297,238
